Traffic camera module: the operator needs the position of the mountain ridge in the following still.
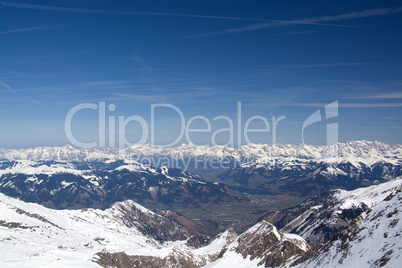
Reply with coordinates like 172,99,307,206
1,141,401,167
0,160,248,210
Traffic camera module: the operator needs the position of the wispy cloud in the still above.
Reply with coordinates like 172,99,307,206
111,93,166,103
80,81,126,87
0,80,16,93
0,1,266,22
348,92,402,99
278,62,391,68
0,26,50,35
1,70,41,79
29,99,42,105
184,6,402,38
339,102,402,108
132,55,154,73
267,102,402,108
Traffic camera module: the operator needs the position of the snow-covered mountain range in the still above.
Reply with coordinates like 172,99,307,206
1,141,401,167
0,160,247,210
1,141,402,267
2,141,401,198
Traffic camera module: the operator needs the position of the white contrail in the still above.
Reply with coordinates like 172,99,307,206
185,6,402,38
0,26,48,35
0,80,16,93
0,1,267,21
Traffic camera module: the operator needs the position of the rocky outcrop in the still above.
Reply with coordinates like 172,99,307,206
235,221,309,267
205,221,310,267
110,201,209,242
96,249,212,268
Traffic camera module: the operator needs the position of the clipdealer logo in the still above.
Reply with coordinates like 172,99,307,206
64,101,339,165
302,101,339,161
64,102,287,149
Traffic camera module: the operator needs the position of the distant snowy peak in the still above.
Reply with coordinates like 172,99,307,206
0,159,153,177
239,141,402,167
128,141,402,166
0,145,117,162
0,160,80,176
1,141,401,167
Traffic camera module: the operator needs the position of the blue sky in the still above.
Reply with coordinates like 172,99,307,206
1,0,401,148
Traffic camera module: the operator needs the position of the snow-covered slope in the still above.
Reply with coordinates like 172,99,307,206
0,193,174,267
3,180,400,267
1,192,261,267
204,180,402,268
264,178,402,244
297,186,402,267
0,193,239,268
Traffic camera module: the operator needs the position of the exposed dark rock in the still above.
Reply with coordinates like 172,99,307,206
186,235,211,248
232,221,309,267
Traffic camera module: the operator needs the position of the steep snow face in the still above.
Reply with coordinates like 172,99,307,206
204,221,310,268
298,187,402,268
335,178,402,209
1,141,401,167
264,178,402,244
